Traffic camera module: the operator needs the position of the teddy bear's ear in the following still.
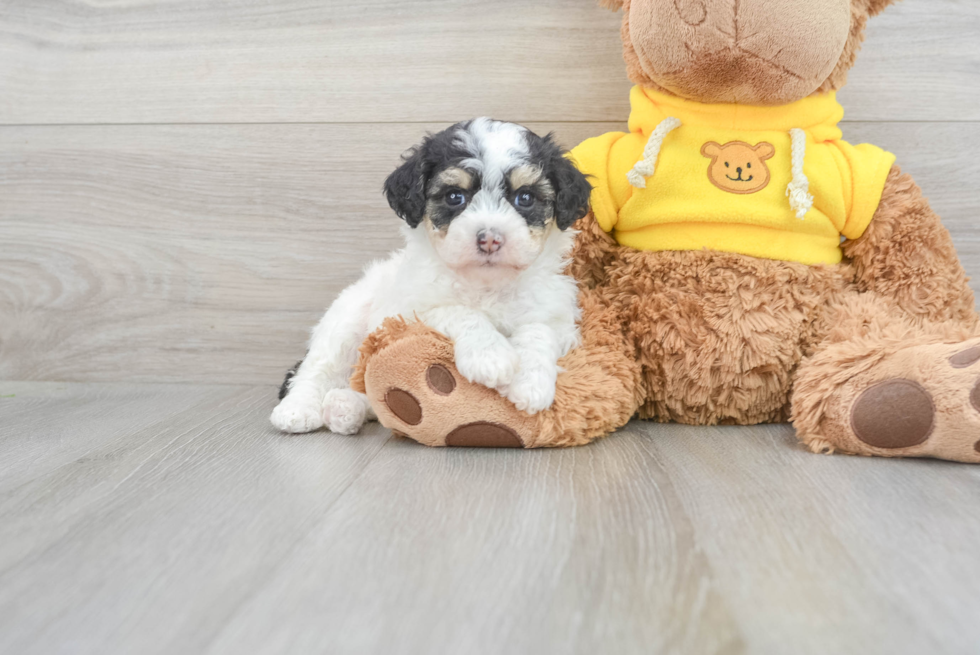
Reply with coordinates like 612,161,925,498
857,0,899,17
700,142,722,159
754,143,776,160
597,0,625,10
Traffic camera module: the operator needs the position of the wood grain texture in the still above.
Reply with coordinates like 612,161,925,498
837,0,980,122
0,381,237,493
647,423,980,655
0,122,616,384
3,121,980,384
0,381,392,655
0,0,630,125
0,0,978,125
3,2,980,653
2,381,979,654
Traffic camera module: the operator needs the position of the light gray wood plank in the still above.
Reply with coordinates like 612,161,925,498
0,380,241,492
3,121,980,385
640,422,980,655
0,0,977,125
206,433,744,655
0,122,618,384
838,0,980,122
170,421,980,655
0,381,391,655
2,384,979,654
0,0,631,125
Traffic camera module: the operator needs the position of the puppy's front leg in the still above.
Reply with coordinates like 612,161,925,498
501,324,564,414
422,306,519,390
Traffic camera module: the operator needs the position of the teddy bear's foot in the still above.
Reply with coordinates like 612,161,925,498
796,339,980,463
352,289,644,449
352,318,538,447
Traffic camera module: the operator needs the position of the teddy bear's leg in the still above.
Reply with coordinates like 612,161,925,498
350,288,643,448
792,293,980,463
793,166,980,463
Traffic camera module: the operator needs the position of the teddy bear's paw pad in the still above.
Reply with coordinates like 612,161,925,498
445,421,524,448
426,364,456,395
950,344,980,455
971,379,980,454
850,379,935,449
384,388,423,425
949,345,980,368
951,342,980,459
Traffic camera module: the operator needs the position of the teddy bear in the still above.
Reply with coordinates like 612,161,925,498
350,0,980,463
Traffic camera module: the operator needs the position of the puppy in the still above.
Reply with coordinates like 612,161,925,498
270,118,592,435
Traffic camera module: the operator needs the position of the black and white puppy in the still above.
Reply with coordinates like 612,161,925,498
271,118,592,435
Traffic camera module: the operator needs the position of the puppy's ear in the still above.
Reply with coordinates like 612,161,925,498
543,135,593,230
383,145,428,228
597,0,625,10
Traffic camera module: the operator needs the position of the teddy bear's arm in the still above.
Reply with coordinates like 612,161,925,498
842,165,977,327
567,210,623,289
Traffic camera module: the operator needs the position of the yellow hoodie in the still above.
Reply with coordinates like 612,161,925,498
570,86,896,265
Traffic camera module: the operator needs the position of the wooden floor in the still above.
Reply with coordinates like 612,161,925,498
2,380,979,655
3,0,980,652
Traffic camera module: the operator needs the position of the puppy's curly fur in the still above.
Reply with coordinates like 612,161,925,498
272,119,591,436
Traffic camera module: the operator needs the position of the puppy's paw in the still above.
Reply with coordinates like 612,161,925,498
454,335,520,390
323,388,368,435
502,365,557,414
270,395,324,433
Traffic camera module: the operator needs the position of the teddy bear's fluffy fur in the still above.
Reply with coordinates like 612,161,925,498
352,0,980,463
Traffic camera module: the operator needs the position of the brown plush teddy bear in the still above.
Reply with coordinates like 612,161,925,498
351,0,980,463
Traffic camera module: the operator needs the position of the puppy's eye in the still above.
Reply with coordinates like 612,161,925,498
514,191,535,209
445,190,467,207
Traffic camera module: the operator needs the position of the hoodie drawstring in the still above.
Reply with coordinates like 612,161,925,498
786,128,814,219
626,117,682,189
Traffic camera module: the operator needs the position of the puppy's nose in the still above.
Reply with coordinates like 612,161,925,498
476,229,505,254
736,167,743,175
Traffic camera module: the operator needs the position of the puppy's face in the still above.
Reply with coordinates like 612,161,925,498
384,119,592,282
423,159,558,273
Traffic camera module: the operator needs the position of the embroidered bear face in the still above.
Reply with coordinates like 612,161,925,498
700,141,776,195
